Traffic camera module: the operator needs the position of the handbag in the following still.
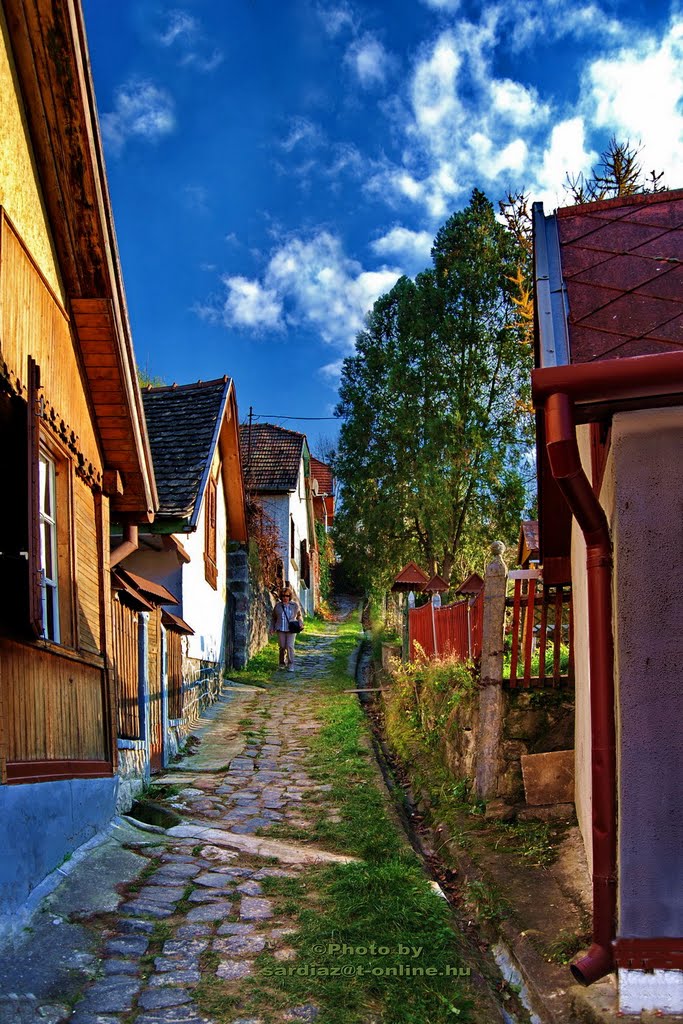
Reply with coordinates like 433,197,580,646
288,618,304,633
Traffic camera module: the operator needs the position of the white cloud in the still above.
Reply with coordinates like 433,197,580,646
490,79,548,127
345,34,391,88
280,117,322,152
101,79,175,155
581,18,683,187
371,226,433,266
158,11,198,46
219,277,283,330
500,0,625,51
155,9,223,72
420,0,462,11
205,232,402,350
317,2,356,37
535,117,595,209
371,6,682,221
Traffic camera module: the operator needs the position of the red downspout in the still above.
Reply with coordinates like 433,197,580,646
110,524,139,567
543,392,617,986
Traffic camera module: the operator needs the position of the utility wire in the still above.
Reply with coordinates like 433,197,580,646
249,414,337,420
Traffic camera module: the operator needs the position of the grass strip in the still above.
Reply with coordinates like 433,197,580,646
196,612,477,1023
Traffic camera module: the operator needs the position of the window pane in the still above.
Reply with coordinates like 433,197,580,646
44,583,57,641
41,521,54,579
39,454,49,515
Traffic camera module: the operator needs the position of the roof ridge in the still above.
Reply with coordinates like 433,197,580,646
241,421,306,440
144,376,231,394
557,186,683,219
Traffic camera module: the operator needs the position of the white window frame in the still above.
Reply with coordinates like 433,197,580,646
39,450,60,643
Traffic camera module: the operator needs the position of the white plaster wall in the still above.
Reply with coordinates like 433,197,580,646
122,547,182,604
180,461,229,667
262,458,314,615
610,407,683,940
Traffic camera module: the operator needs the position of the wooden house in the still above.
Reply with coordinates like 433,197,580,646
240,423,318,615
119,377,248,765
532,188,683,1010
0,0,156,926
111,567,192,800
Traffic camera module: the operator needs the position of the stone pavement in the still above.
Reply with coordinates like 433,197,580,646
1,622,351,1024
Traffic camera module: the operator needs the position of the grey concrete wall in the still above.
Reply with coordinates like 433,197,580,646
610,408,683,936
0,776,118,925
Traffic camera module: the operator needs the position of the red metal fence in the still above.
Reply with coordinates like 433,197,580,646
409,590,484,662
505,571,573,687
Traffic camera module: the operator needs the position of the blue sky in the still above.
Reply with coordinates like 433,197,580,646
82,0,683,448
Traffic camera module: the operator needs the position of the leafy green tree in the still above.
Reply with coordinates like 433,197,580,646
333,190,533,591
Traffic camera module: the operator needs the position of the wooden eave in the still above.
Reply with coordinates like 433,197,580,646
3,0,157,521
218,381,248,544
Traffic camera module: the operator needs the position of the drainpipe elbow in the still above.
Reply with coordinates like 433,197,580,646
110,524,139,568
570,943,614,986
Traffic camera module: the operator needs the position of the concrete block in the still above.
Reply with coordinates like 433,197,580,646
521,749,574,806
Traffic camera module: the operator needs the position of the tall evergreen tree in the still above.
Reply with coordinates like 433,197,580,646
333,190,533,591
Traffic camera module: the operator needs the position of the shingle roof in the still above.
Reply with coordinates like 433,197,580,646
239,423,305,492
556,188,683,363
142,378,230,519
310,457,334,495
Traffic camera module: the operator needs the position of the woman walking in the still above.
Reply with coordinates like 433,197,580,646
271,587,304,671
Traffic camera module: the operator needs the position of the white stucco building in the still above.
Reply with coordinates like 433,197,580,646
240,422,318,616
123,376,248,674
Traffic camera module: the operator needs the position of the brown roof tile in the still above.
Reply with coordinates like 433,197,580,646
310,456,334,495
240,422,305,492
556,187,683,363
142,378,230,518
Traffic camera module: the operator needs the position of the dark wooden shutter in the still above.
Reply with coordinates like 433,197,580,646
27,357,43,637
0,360,42,638
204,475,218,588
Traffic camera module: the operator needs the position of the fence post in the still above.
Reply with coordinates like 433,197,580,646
474,541,508,801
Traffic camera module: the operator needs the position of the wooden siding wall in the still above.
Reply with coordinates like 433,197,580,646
0,638,107,765
0,214,101,466
0,213,115,780
75,484,101,654
113,600,140,740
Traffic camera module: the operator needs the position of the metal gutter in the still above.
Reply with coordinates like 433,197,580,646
533,203,570,368
533,350,683,407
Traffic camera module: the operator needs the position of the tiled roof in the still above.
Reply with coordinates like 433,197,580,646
556,188,683,363
392,562,429,590
240,423,305,492
310,456,334,495
142,378,230,518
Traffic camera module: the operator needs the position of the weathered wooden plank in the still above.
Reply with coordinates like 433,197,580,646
509,579,522,687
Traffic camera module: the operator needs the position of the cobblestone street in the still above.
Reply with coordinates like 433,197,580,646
1,621,359,1024
75,622,357,1024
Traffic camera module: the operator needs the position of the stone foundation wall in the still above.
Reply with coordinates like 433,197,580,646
228,546,274,668
383,660,574,806
115,741,148,812
497,689,575,802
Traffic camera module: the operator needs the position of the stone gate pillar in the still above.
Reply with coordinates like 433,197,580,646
474,541,508,801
